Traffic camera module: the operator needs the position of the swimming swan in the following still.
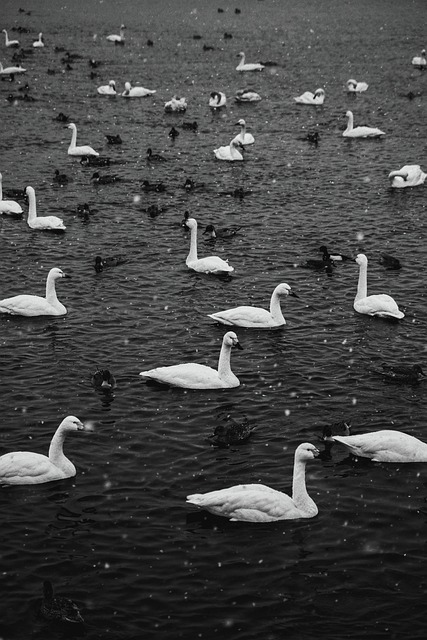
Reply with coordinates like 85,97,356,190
343,110,385,138
412,49,426,68
0,62,26,80
346,79,368,93
235,89,262,102
214,139,244,161
232,118,254,146
164,96,187,112
40,580,84,624
208,283,298,328
139,331,242,389
67,122,99,157
25,186,66,231
122,81,156,97
0,267,67,316
388,164,426,188
0,416,84,485
236,51,264,72
186,442,319,521
0,172,22,216
294,88,325,105
331,430,427,462
106,24,125,44
33,33,44,48
185,217,234,274
97,80,116,95
354,253,404,319
2,29,19,48
209,91,226,107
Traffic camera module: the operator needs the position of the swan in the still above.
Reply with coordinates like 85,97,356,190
40,581,84,624
106,24,125,44
97,80,116,95
186,442,319,522
412,49,426,68
232,118,254,146
388,164,426,188
139,331,242,389
208,283,298,328
185,217,234,275
343,110,385,138
0,62,26,80
236,51,265,72
121,81,156,97
214,139,244,161
354,253,404,319
164,96,187,112
346,78,368,93
235,89,262,102
0,267,67,316
67,122,99,157
33,32,44,48
294,88,325,105
0,172,23,216
2,29,19,47
0,416,84,485
331,430,427,462
209,91,226,107
25,186,66,231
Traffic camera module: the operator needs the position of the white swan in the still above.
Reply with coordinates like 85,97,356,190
412,49,426,68
121,81,156,97
139,331,242,389
164,96,187,112
67,122,99,157
232,118,254,146
388,164,426,188
0,62,26,79
2,29,19,48
209,91,226,108
354,253,404,319
235,89,262,102
236,51,264,72
106,24,125,44
0,267,67,316
97,79,116,95
331,430,427,462
0,172,22,216
347,78,368,93
343,110,385,138
25,186,66,231
187,443,319,522
214,139,243,161
33,32,44,48
294,88,325,105
0,416,84,485
208,283,297,328
185,217,234,275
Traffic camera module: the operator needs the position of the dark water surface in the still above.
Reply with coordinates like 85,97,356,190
1,0,427,638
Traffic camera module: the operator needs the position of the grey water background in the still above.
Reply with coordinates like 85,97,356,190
1,0,427,638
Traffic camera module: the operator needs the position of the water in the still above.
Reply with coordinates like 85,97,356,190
1,0,427,638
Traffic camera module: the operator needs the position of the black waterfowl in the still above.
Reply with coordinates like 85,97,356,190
40,581,84,624
168,126,179,139
210,418,254,447
182,177,205,192
53,169,70,185
105,133,122,144
144,204,166,218
321,422,352,441
203,44,215,51
94,255,127,272
378,363,425,384
319,245,351,261
92,368,116,390
223,32,233,39
91,171,119,185
181,211,190,228
378,253,401,270
303,254,335,273
307,131,320,145
88,58,101,68
80,155,110,167
203,223,242,239
146,39,154,46
181,121,198,131
146,148,167,161
143,180,166,192
76,203,92,221
17,82,30,92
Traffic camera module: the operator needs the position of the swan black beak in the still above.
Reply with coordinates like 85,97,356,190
289,290,299,298
235,341,243,350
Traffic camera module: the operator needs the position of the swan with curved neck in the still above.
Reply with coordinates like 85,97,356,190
343,110,385,138
67,122,99,157
232,119,254,145
187,443,320,522
0,267,67,316
294,88,325,105
0,416,84,485
121,81,156,97
139,331,242,389
388,165,426,188
208,283,298,328
412,49,426,67
0,172,22,216
209,91,226,107
354,253,404,319
236,51,264,72
25,186,66,230
2,29,19,47
347,79,368,93
33,32,44,48
97,80,116,95
106,24,125,43
185,217,234,274
214,139,243,161
332,430,427,462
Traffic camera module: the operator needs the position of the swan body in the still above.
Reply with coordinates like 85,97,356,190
236,51,264,72
232,118,254,146
354,253,404,319
209,91,226,107
25,186,66,231
139,331,242,389
0,267,67,316
67,122,99,157
343,110,385,138
97,80,116,95
33,33,44,48
2,29,19,47
106,24,125,43
208,283,297,328
235,89,261,102
0,62,26,79
0,416,84,485
214,139,243,161
347,79,368,93
294,88,325,105
388,164,426,188
122,81,156,97
332,430,427,462
41,581,84,624
0,172,23,216
185,217,234,275
187,443,319,522
164,96,187,112
412,49,426,68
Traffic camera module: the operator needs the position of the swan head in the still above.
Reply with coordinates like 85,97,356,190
388,169,408,181
223,331,243,350
347,79,357,87
25,185,35,198
59,416,85,432
235,118,246,127
275,283,298,298
124,82,131,90
48,267,67,280
237,51,245,57
314,88,325,96
109,80,116,87
67,122,77,130
230,140,244,150
120,24,126,29
185,217,198,231
355,253,368,267
345,110,353,118
295,442,320,461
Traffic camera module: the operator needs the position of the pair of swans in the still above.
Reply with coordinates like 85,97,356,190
236,52,264,72
209,91,226,108
231,118,254,146
67,122,99,157
25,186,66,231
185,216,234,275
343,110,385,138
388,164,426,188
0,172,22,216
354,253,404,319
328,430,427,463
346,78,368,93
294,88,325,105
0,416,84,485
106,24,125,44
214,140,244,161
0,267,68,316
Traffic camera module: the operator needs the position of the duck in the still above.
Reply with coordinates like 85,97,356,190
236,51,265,72
411,48,426,68
80,155,110,167
168,126,179,139
182,178,204,192
378,253,401,270
214,139,244,161
0,62,27,80
40,580,84,624
105,133,122,145
302,254,335,274
0,416,84,485
378,363,425,384
54,112,69,123
294,88,325,105
164,96,187,112
144,204,166,218
142,180,165,193
346,78,368,93
343,110,385,138
321,422,352,441
186,442,319,522
0,172,23,216
97,80,116,95
181,121,198,131
388,164,426,188
53,169,70,185
210,418,254,447
146,148,167,162
185,217,234,275
92,368,116,390
91,171,119,185
32,32,44,48
2,29,19,48
121,81,156,97
203,224,241,240
76,203,91,221
331,430,427,462
181,210,190,227
0,267,67,316
319,245,351,262
139,331,242,389
106,24,125,44
354,253,404,319
306,131,320,145
67,123,99,157
25,186,66,231
234,89,262,102
209,91,226,108
94,255,127,272
208,283,297,329
232,118,254,146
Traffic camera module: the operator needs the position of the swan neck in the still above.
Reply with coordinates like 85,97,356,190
187,224,198,263
355,261,368,301
46,273,60,306
48,426,71,470
217,342,232,378
345,112,354,132
269,291,285,323
27,190,36,221
292,456,315,513
69,126,77,150
0,180,3,200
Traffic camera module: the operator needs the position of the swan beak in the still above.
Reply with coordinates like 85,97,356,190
289,290,299,298
235,341,243,350
63,273,71,279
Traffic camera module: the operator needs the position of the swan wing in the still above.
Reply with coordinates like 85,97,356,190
187,256,234,274
0,200,22,214
333,430,427,462
294,91,314,103
140,363,226,389
208,306,278,328
0,452,59,484
30,216,66,230
354,294,404,318
0,294,62,316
